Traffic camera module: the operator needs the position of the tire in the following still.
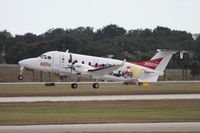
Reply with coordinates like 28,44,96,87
71,83,78,89
45,82,55,86
93,83,99,89
18,75,23,80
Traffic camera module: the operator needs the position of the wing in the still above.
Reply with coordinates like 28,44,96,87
87,60,125,77
87,65,120,76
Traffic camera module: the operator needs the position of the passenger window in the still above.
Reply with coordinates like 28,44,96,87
82,61,84,64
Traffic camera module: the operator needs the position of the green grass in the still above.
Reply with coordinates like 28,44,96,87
81,131,200,133
0,100,200,125
0,83,200,97
83,132,200,133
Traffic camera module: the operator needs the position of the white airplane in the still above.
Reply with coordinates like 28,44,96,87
18,49,176,88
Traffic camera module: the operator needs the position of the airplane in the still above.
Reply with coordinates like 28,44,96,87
18,49,177,89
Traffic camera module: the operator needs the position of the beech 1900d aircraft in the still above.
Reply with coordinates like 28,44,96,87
18,49,176,89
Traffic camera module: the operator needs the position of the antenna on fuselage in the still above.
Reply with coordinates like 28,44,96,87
66,49,69,53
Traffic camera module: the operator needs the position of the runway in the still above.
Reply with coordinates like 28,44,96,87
0,80,200,85
0,94,200,103
0,81,123,85
0,122,200,133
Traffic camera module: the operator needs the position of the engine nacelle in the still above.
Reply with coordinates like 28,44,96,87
73,63,93,74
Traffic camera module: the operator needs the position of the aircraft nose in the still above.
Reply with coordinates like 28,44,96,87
18,59,29,67
18,60,25,66
18,58,38,70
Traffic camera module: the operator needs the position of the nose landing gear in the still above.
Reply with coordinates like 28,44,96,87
18,75,23,80
18,66,24,80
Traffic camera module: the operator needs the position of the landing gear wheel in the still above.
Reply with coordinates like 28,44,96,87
93,83,99,89
18,75,23,80
71,83,78,89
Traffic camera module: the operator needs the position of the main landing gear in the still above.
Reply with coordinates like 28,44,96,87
71,83,78,89
70,82,99,89
92,83,99,89
70,76,99,89
18,66,24,80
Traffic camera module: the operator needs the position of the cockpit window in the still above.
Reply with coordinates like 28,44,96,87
40,54,48,59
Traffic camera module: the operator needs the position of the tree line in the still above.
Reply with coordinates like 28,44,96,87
0,24,200,78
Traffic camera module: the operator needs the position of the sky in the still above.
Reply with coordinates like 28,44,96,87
0,0,200,35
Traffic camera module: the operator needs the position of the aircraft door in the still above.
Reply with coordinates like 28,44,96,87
60,54,65,68
53,52,60,70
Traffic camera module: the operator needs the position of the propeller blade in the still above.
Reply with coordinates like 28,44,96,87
72,60,78,65
67,53,78,75
69,54,72,63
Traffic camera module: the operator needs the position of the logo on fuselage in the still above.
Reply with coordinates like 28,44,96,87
40,62,51,67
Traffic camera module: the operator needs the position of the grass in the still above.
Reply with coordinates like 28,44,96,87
0,83,200,97
0,100,200,125
83,132,200,133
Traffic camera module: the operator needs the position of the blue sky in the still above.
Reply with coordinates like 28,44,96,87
0,0,199,35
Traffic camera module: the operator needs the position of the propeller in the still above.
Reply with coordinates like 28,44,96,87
66,53,78,74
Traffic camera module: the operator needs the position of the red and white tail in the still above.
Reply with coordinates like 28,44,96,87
134,57,163,70
134,50,176,83
135,50,176,72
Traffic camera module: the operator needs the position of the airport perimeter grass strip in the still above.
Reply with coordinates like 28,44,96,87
0,100,200,125
0,83,200,97
80,131,200,133
82,132,200,133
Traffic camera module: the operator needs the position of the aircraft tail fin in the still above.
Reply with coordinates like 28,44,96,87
135,50,176,72
151,50,176,72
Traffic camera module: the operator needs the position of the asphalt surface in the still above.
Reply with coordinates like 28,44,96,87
0,81,124,85
0,122,200,133
0,80,200,85
0,94,200,103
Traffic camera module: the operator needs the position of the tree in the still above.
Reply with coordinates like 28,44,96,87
190,61,200,79
0,30,12,50
0,25,198,67
23,33,38,44
95,24,126,39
